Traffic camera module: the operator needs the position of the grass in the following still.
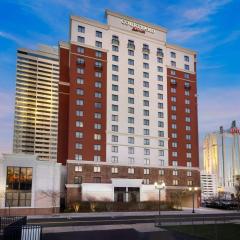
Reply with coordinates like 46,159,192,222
166,224,240,240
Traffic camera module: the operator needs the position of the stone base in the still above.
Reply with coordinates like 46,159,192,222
0,207,60,216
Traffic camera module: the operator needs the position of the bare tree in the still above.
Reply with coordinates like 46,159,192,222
40,190,62,213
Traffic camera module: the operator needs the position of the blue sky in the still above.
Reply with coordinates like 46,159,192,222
0,0,240,159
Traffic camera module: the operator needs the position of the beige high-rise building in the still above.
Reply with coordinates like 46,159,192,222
13,45,59,161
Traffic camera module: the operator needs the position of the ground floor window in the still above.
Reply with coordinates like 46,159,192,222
114,187,140,202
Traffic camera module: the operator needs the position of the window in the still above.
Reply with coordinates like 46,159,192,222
171,88,176,93
77,46,84,53
78,36,85,43
95,61,102,68
172,151,178,157
172,133,177,138
111,156,118,163
128,68,134,75
95,71,102,78
187,161,192,167
185,117,191,122
143,179,150,184
112,115,118,121
184,56,190,62
171,106,176,111
157,75,163,81
157,57,163,63
170,52,176,58
128,78,134,84
144,129,150,135
171,96,176,102
128,107,134,114
128,157,135,164
159,169,164,176
112,45,119,52
95,81,102,88
185,90,190,96
128,137,134,144
94,166,101,173
95,92,102,98
76,131,83,138
75,165,82,172
95,41,102,48
171,70,176,75
95,102,102,109
96,30,102,38
144,168,150,175
143,100,149,106
112,84,119,91
94,113,101,119
128,168,135,174
128,147,134,154
172,160,178,167
128,117,134,124
94,123,102,129
159,159,165,166
94,156,101,162
94,144,101,151
77,58,85,64
111,167,118,174
144,158,150,165
6,167,32,207
76,110,83,117
128,59,134,65
143,72,149,78
159,150,164,156
186,144,192,149
112,55,119,61
112,65,119,72
185,64,190,70
76,88,84,95
158,121,164,128
143,109,149,116
144,148,150,155
94,177,101,183
158,131,164,137
128,50,134,56
187,180,193,186
157,66,163,72
112,94,118,101
172,142,177,148
187,171,192,177
144,139,150,145
173,170,178,176
143,53,149,60
77,68,84,74
172,124,177,129
96,51,102,58
143,63,149,69
185,99,190,104
112,146,118,153
112,125,118,132
158,112,164,118
112,74,118,81
185,108,191,113
76,121,83,127
143,119,149,126
143,81,149,88
158,103,163,109
159,140,164,146
76,99,84,106
78,25,85,33
94,134,101,140
75,143,83,149
186,126,191,131
173,180,178,186
77,78,84,84
112,105,118,111
128,88,134,94
112,135,118,142
171,61,176,67
158,93,163,100
158,84,163,90
128,97,134,104
171,115,176,120
186,152,192,158
170,79,176,84
184,73,190,79
128,127,134,133
75,154,82,160
74,176,82,184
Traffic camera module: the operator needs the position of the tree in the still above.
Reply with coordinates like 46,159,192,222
40,190,62,213
235,176,240,211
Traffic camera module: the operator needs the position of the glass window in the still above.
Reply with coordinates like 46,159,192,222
95,41,102,48
96,31,102,38
112,45,119,52
78,25,85,33
78,36,85,43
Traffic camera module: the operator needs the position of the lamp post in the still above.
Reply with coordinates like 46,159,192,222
188,187,198,213
154,181,166,225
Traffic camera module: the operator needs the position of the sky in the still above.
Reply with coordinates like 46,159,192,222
0,0,240,162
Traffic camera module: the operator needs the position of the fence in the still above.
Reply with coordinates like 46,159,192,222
0,216,42,240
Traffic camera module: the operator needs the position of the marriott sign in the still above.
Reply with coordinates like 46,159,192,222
121,19,155,34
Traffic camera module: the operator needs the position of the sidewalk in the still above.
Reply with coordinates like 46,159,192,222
28,207,238,219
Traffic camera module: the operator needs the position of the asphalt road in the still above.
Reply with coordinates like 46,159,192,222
28,212,240,227
43,228,204,240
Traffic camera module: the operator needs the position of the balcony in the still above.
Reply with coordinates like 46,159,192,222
142,47,150,54
127,43,135,50
157,51,164,57
112,39,119,46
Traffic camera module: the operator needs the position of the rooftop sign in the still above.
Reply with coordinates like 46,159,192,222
121,19,155,34
230,128,240,134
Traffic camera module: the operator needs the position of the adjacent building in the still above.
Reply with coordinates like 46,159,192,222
58,10,200,205
203,121,240,196
13,45,59,161
200,171,218,200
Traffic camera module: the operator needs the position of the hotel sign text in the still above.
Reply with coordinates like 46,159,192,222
121,19,155,34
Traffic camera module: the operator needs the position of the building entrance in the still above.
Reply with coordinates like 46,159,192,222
114,187,140,202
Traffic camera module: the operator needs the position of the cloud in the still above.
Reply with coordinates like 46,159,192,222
0,31,23,45
183,0,232,22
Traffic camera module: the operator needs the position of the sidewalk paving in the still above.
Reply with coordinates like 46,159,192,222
28,207,238,219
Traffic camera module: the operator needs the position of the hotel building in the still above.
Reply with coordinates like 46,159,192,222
58,10,200,205
203,121,240,196
13,45,59,161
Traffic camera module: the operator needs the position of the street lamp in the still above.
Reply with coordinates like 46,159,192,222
188,187,198,213
154,181,166,225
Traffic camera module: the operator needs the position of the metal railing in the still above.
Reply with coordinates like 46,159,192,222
0,216,26,235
